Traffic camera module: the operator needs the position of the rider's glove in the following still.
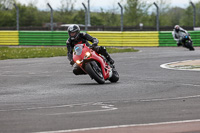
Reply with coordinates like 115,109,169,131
89,44,96,50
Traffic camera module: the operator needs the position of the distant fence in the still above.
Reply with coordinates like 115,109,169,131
0,31,200,47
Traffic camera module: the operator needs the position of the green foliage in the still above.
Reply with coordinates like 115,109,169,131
17,4,39,26
106,47,138,53
72,10,85,24
0,0,199,27
0,10,15,26
124,0,149,26
98,9,120,26
180,6,193,26
167,7,185,26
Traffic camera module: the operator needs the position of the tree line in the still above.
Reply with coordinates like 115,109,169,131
0,0,200,28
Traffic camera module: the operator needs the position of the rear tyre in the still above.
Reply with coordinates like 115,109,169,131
85,61,105,84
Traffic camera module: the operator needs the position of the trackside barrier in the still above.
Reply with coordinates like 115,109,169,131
0,31,19,45
159,31,200,47
19,31,69,46
159,31,175,47
188,31,200,46
0,31,199,47
87,31,159,46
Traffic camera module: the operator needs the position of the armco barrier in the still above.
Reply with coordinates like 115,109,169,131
87,31,159,46
189,31,200,46
0,31,19,45
159,31,200,47
159,31,176,47
19,31,69,46
0,31,199,47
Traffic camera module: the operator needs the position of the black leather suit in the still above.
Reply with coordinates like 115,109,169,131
66,32,110,75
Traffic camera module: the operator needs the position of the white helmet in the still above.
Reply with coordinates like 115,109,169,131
174,25,180,32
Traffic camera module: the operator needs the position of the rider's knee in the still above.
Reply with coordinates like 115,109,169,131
98,46,106,54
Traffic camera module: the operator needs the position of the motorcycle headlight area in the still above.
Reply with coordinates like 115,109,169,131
85,52,91,58
76,52,91,64
76,60,82,64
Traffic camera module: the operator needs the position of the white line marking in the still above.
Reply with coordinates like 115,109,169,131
33,119,200,133
45,108,117,116
182,84,200,87
139,95,200,102
0,102,117,114
160,60,200,71
45,103,117,116
0,102,95,112
1,94,200,112
1,93,200,112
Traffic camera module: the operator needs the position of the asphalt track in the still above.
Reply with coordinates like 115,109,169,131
0,47,200,133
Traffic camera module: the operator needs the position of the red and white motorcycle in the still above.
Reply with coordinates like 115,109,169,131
73,44,119,84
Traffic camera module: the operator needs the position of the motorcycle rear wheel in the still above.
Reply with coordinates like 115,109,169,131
85,61,105,84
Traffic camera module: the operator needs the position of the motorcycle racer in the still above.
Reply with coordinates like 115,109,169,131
66,24,114,75
172,25,189,46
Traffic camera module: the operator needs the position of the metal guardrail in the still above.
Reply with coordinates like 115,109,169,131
19,31,69,46
88,31,159,46
0,31,19,45
159,31,200,47
1,31,200,47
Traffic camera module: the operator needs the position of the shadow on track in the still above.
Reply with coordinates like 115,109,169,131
68,82,120,86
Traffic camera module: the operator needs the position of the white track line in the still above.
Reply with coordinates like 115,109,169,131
33,119,200,133
1,94,200,112
45,103,117,116
138,94,200,102
0,102,117,113
160,60,200,71
182,83,200,87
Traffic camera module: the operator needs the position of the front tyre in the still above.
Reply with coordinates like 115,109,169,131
109,69,119,83
85,61,105,84
185,42,195,51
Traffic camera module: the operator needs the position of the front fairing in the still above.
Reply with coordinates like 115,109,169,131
73,44,90,64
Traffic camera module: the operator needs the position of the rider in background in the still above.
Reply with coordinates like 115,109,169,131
66,24,114,75
172,25,189,46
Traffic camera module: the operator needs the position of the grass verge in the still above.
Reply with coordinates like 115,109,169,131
0,46,138,60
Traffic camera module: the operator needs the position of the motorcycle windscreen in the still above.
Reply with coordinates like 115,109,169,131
74,44,83,55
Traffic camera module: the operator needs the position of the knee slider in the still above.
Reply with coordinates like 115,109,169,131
99,46,106,54
100,46,106,51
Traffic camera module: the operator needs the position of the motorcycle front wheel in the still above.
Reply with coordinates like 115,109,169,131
85,61,105,84
109,69,119,83
184,42,195,51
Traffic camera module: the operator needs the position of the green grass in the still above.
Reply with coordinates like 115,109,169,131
106,47,138,53
0,46,138,60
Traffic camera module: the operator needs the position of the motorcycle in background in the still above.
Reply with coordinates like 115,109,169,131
180,33,195,51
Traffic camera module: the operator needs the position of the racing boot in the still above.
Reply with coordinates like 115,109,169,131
97,46,115,64
106,54,115,65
